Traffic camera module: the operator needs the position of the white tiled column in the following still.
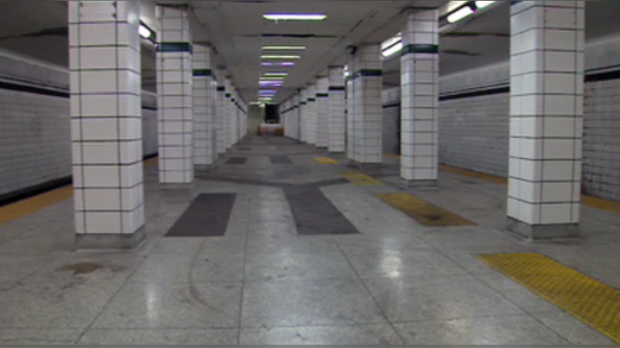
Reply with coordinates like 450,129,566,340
307,82,317,146
508,1,584,240
157,5,194,189
299,89,308,143
348,44,383,165
224,78,233,149
69,1,145,249
193,45,216,171
401,9,439,188
215,69,226,155
316,77,330,149
347,61,355,160
328,66,346,153
292,94,301,140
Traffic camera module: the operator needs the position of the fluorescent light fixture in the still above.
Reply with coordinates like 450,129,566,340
262,46,306,51
382,41,403,58
262,55,301,60
475,1,495,9
263,13,327,21
382,33,402,50
262,62,296,67
263,72,288,77
250,102,261,106
139,25,152,39
260,77,286,81
447,6,475,23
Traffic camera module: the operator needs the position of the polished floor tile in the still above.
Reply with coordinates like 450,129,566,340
0,328,81,345
241,279,387,328
394,315,569,345
93,282,242,329
240,325,403,345
245,251,356,282
78,328,239,345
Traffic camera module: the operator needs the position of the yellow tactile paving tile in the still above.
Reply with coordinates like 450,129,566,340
0,186,74,226
377,192,475,227
479,253,620,344
439,164,509,185
341,172,385,187
582,195,620,216
314,157,339,165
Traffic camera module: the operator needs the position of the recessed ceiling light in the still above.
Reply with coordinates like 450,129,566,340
262,55,301,60
475,1,495,9
263,72,288,77
447,6,475,24
139,25,152,39
263,13,327,21
262,46,306,51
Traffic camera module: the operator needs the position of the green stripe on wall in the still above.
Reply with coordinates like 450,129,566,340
350,69,383,80
401,44,439,55
329,86,346,91
316,93,329,98
157,42,193,53
193,69,212,77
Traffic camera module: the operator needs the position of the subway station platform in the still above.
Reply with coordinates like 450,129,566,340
0,137,618,345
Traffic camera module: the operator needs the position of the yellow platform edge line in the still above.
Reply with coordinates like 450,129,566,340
377,192,476,227
478,253,620,344
314,157,339,165
341,172,385,187
0,157,160,226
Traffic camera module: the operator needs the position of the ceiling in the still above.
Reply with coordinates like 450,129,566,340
1,1,619,103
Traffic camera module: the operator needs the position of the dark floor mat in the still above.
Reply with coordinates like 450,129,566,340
285,187,360,235
270,156,293,165
226,157,247,165
165,194,236,237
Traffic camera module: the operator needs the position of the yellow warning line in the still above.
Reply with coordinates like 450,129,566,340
341,172,385,187
314,157,339,165
479,253,620,344
439,164,509,185
582,195,620,216
0,157,160,227
377,192,475,227
0,185,74,226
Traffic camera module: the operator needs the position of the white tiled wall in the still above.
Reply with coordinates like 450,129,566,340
193,45,216,167
328,67,346,153
307,82,317,146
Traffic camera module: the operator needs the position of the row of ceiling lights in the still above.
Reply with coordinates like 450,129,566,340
257,13,327,105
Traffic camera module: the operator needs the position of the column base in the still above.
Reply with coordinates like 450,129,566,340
160,182,195,191
75,227,146,252
507,218,580,241
401,179,439,190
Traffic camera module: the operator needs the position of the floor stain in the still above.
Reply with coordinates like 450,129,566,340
62,262,104,275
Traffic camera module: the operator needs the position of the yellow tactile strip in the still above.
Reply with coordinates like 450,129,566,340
478,253,620,344
0,186,74,226
314,157,339,165
341,172,385,187
377,192,475,227
0,158,160,226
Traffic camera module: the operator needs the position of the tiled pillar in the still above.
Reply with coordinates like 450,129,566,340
346,62,355,160
69,1,145,249
400,9,439,188
299,89,308,143
193,45,216,171
328,66,346,153
316,77,330,149
224,78,233,149
157,5,194,189
292,94,301,140
348,44,383,165
307,82,317,146
508,1,584,240
215,69,226,155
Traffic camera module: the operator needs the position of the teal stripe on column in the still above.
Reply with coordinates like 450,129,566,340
316,93,329,98
351,69,383,80
329,86,346,91
193,69,212,77
401,44,439,55
217,87,226,92
157,42,193,53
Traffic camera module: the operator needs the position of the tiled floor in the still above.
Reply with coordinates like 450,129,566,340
0,137,618,345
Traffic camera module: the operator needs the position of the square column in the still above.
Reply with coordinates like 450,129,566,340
348,44,383,165
224,78,233,149
69,1,145,250
508,1,585,240
193,45,216,171
157,5,194,189
316,77,330,149
215,68,226,155
231,92,240,144
328,66,346,153
292,94,301,140
307,83,318,146
400,9,440,188
299,89,308,143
